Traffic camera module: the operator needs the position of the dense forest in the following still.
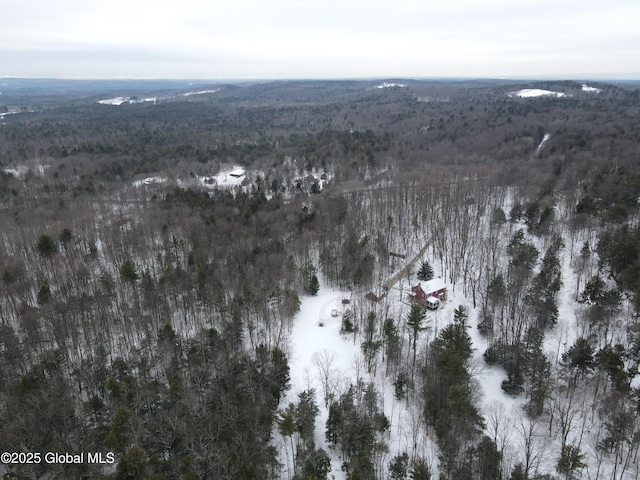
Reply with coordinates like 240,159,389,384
1,78,640,479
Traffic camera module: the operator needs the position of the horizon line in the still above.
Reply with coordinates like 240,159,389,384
3,73,640,82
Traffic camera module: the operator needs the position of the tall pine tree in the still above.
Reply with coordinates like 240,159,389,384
417,261,434,281
407,304,428,366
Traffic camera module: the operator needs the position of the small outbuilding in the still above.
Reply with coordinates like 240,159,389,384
424,296,441,310
229,168,246,178
365,292,381,303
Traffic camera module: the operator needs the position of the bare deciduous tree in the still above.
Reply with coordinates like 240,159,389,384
312,349,336,407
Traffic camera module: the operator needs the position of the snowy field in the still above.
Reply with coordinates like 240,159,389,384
582,84,602,93
181,89,218,96
131,176,168,187
97,96,158,105
131,166,249,190
511,89,567,98
376,82,407,89
277,287,357,478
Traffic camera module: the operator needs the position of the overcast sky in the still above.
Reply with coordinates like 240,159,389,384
2,0,639,79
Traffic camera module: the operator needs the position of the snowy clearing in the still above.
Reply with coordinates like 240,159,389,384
534,133,552,157
376,82,407,89
97,96,157,105
196,166,247,188
132,176,168,187
3,163,48,178
511,89,566,98
279,287,357,479
0,110,21,117
279,279,440,479
582,84,602,93
182,89,218,96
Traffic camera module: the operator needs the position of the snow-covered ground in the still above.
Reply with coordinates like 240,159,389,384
96,89,218,106
198,166,247,188
3,165,30,177
97,96,157,105
181,89,218,96
97,97,130,106
582,84,602,93
534,133,552,157
3,163,48,178
131,167,249,189
278,287,356,478
376,82,407,89
0,110,21,117
511,89,566,98
132,176,168,187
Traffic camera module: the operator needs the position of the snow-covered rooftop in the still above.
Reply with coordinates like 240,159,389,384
422,277,446,293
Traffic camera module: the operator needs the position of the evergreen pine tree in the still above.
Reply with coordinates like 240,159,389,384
341,311,354,334
37,282,51,305
389,452,409,479
580,241,591,259
453,305,468,324
120,260,139,282
296,389,320,447
308,274,320,295
510,463,527,480
407,304,428,365
562,338,595,377
36,234,58,258
59,227,72,245
115,445,150,480
303,265,320,295
300,448,331,479
417,261,434,281
278,403,298,469
409,458,431,480
556,444,585,479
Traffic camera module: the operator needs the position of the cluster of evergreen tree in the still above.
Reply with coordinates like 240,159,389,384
277,389,332,480
0,326,290,479
422,306,501,478
326,382,389,479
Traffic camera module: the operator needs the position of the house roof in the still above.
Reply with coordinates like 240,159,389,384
422,278,446,293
